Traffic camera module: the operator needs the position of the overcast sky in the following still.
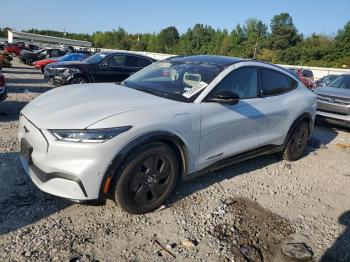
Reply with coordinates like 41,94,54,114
0,0,349,36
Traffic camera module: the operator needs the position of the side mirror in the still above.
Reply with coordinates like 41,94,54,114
206,90,240,105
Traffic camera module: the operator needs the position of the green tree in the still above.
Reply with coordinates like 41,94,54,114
269,13,301,50
158,26,180,53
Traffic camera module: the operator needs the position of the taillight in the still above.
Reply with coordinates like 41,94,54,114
0,75,5,87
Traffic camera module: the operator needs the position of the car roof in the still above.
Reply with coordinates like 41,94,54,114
167,55,243,67
100,51,156,60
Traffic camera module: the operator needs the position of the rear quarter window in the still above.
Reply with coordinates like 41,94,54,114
260,68,297,96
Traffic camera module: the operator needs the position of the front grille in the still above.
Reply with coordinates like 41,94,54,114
317,94,350,106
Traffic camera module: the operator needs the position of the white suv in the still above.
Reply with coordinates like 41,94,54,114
19,55,317,214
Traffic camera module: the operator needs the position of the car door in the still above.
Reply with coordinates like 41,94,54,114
256,67,299,146
198,67,263,169
123,55,143,80
96,54,127,83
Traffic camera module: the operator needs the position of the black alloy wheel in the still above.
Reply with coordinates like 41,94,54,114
70,76,87,84
283,121,310,161
115,142,179,214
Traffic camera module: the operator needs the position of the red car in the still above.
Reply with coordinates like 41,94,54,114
5,44,26,56
296,69,314,89
33,58,58,72
5,43,40,56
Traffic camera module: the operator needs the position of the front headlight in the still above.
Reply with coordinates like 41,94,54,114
49,126,132,143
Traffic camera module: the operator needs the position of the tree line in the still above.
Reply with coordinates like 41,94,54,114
1,13,350,68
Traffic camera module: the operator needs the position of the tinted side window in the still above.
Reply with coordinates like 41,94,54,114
140,57,152,67
125,56,140,67
212,67,258,99
260,69,297,96
103,55,126,67
50,50,60,57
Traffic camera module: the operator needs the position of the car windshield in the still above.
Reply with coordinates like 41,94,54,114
328,75,350,89
83,52,108,64
121,59,223,102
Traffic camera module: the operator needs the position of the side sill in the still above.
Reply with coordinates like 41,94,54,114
186,144,283,181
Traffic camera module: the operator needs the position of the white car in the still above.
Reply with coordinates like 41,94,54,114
19,55,317,214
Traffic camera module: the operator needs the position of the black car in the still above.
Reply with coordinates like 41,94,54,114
44,52,156,86
19,48,66,65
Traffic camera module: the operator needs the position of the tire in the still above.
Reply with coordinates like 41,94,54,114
69,75,88,85
283,121,310,161
25,58,33,65
115,142,179,214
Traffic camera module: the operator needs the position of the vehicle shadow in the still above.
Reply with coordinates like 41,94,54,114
5,78,46,85
307,124,339,151
5,66,34,70
2,70,43,75
168,125,339,207
168,154,280,206
320,211,350,262
7,85,52,94
0,100,28,122
0,152,71,235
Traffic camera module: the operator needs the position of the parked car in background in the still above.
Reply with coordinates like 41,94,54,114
0,41,6,50
34,53,89,73
297,69,314,89
314,74,350,127
44,51,156,86
20,48,66,65
315,74,339,87
290,68,315,89
4,43,40,56
0,51,13,68
0,72,7,102
19,55,316,214
5,44,28,56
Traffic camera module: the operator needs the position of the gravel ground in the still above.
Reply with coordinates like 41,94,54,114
0,59,349,262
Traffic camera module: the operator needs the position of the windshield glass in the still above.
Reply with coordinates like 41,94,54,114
83,52,108,64
121,59,223,102
328,75,350,89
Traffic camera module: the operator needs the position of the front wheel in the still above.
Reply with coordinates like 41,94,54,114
70,75,88,84
283,121,310,161
115,142,179,214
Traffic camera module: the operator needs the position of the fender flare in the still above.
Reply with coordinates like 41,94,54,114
283,112,313,148
98,131,188,199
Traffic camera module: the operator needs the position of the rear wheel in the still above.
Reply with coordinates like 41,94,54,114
283,121,310,161
115,142,179,214
70,75,88,84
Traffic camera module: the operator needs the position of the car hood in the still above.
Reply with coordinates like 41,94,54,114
48,61,83,69
314,86,350,98
21,84,175,129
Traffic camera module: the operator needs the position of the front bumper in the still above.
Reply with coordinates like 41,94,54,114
316,110,350,127
45,73,69,86
18,115,123,200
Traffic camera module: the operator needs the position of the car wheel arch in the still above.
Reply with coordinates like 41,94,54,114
284,112,313,147
70,73,90,83
99,131,189,199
